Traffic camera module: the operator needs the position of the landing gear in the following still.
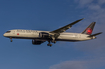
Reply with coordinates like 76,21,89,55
47,44,52,47
51,40,56,43
11,40,13,42
47,36,57,46
47,41,52,47
51,37,56,43
10,37,13,42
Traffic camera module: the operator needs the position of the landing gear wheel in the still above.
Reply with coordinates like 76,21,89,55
50,44,52,47
11,40,13,42
47,44,50,46
52,41,56,43
47,41,52,47
47,44,52,47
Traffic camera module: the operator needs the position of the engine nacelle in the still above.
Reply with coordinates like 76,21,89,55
39,32,49,38
32,40,43,45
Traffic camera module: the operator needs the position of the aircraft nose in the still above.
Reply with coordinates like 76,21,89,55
3,33,9,37
3,33,6,37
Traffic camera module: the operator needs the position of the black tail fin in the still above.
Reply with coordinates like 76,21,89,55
81,22,96,35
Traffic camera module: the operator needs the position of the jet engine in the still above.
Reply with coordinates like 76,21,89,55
39,32,49,38
32,39,44,45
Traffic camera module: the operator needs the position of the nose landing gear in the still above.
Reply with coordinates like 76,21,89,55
10,37,13,42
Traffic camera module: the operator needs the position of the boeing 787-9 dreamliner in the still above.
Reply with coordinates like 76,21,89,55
3,18,102,47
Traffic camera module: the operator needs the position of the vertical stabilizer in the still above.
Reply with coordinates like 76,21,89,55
81,22,96,35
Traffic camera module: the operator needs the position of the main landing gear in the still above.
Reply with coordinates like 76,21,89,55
51,37,56,43
47,37,56,47
47,41,52,47
51,40,56,43
10,37,13,42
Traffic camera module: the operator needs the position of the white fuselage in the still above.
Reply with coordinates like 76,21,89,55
3,29,95,42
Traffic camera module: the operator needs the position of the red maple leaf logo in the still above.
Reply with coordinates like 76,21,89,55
17,33,19,35
86,28,92,34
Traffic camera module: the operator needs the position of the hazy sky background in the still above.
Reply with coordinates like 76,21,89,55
0,0,105,69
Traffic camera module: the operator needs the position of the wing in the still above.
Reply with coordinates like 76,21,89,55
50,18,84,33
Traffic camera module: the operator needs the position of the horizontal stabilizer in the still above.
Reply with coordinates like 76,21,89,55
88,32,102,37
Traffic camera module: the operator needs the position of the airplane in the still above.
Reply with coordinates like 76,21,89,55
3,18,102,47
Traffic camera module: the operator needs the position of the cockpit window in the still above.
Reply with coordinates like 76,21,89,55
6,31,11,33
